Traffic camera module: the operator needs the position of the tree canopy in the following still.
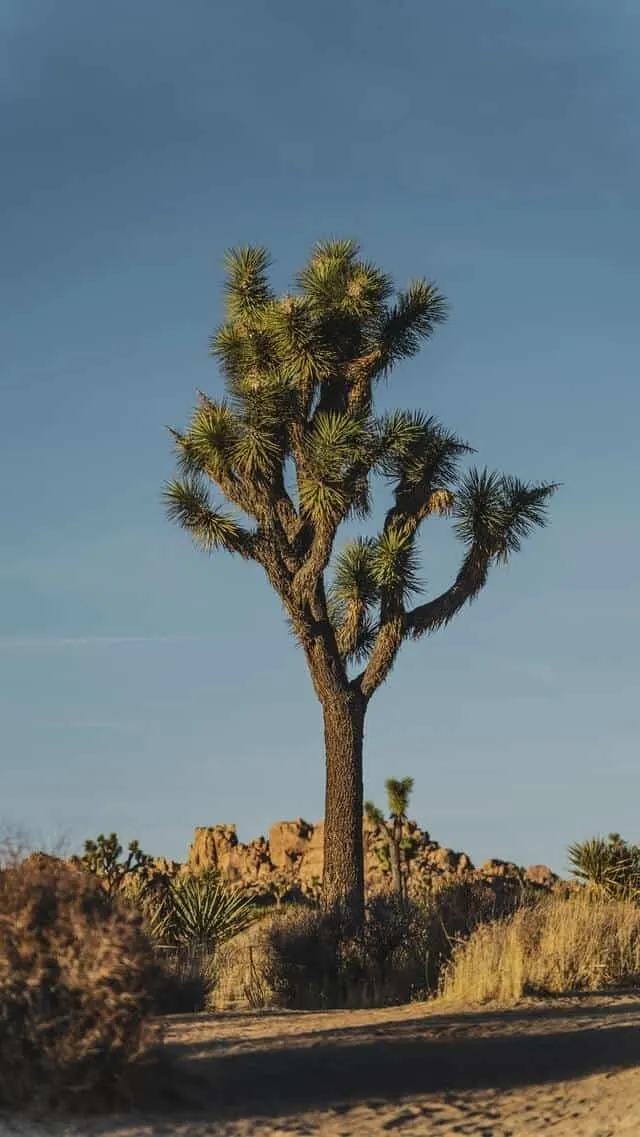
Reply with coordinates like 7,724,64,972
165,239,558,705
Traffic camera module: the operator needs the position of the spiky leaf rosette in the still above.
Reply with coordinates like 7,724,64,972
568,835,640,902
143,872,256,953
385,777,415,820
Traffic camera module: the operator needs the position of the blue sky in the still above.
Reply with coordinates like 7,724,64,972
2,0,639,875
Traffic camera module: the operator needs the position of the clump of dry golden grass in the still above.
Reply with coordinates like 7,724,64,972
0,853,164,1113
439,891,640,1005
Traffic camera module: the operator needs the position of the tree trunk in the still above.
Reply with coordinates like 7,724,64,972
388,819,403,902
322,693,366,927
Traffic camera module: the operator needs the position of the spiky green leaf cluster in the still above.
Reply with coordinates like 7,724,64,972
328,538,380,662
370,529,423,603
142,871,256,952
454,469,558,564
366,776,416,903
567,835,640,903
223,246,274,322
164,477,253,555
365,778,415,829
385,776,415,820
299,411,370,524
364,800,386,827
378,280,449,368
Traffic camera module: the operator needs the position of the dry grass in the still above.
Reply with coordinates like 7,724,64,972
440,891,640,1005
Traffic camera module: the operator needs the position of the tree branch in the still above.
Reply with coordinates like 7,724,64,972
291,518,335,607
288,603,350,703
357,611,405,701
405,547,490,637
357,544,491,700
382,486,454,542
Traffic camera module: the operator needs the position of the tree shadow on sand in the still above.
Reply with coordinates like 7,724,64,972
8,998,640,1130
152,997,640,1122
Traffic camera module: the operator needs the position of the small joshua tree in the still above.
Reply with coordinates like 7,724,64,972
366,777,415,902
165,239,557,925
70,832,153,897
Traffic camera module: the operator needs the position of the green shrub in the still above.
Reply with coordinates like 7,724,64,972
161,871,255,950
0,854,162,1112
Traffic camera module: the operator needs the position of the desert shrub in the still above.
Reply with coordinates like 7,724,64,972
261,905,360,1009
413,876,536,990
210,895,431,1011
0,824,33,869
150,944,216,1014
210,878,542,1011
440,891,640,1005
0,854,162,1112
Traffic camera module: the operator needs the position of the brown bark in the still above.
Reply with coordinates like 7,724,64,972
321,693,366,926
388,818,404,902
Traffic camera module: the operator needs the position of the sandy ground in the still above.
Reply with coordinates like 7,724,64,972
3,993,640,1135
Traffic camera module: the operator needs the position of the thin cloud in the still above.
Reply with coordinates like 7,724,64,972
0,635,200,651
44,720,133,731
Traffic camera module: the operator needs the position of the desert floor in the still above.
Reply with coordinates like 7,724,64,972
4,993,640,1135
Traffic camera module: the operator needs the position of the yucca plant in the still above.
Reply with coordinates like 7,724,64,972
568,834,640,902
144,871,256,955
165,238,557,925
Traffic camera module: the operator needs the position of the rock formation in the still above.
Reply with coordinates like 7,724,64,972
181,817,559,898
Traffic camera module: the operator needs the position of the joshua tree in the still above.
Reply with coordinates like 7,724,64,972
366,777,415,901
165,239,557,925
70,832,152,897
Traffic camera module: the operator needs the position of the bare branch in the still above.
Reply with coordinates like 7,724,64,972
405,547,490,637
357,613,405,701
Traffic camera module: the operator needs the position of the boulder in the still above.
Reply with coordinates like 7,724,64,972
525,864,558,888
480,858,521,879
269,819,314,871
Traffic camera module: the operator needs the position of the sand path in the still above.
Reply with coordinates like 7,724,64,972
3,993,640,1135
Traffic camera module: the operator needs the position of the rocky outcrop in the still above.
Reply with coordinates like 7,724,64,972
268,819,314,872
186,825,273,885
184,818,558,898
